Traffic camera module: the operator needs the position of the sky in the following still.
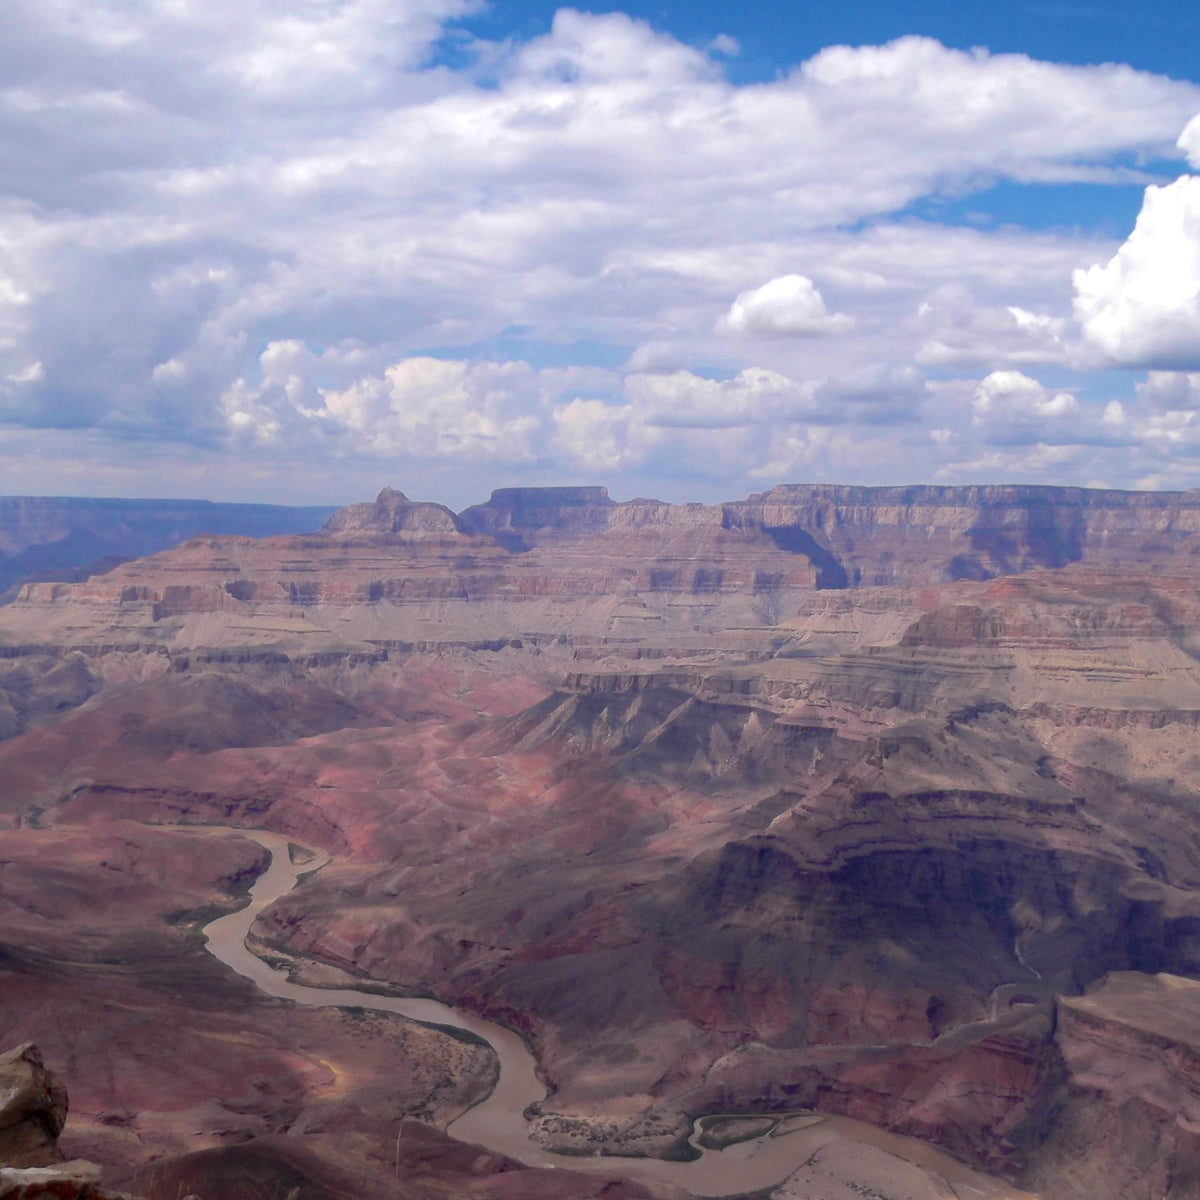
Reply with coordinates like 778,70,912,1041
2,1,1200,507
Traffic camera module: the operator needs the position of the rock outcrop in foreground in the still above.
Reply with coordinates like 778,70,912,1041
0,1045,132,1200
0,1044,67,1169
7,482,1200,1198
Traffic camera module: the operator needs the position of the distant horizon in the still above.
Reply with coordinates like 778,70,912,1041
5,475,1200,515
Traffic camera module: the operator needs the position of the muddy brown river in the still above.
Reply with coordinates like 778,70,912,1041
200,828,1039,1199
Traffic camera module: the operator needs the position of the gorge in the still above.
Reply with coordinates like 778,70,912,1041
4,482,1200,1199
200,825,1035,1199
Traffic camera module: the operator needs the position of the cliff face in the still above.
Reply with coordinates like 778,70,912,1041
6,483,1200,613
729,483,1200,585
5,486,822,651
320,488,465,536
1027,974,1200,1200
459,485,617,547
13,482,1200,656
460,482,1200,587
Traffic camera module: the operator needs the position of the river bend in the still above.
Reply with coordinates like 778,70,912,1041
199,828,1036,1199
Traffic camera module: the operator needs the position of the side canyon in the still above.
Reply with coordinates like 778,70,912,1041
4,482,1200,1199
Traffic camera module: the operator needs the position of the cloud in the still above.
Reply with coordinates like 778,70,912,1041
0,356,46,425
6,18,1195,374
545,361,931,486
552,398,658,472
622,341,692,374
971,369,1082,444
973,370,1077,418
324,357,544,462
220,347,579,464
1135,409,1200,458
1102,400,1126,425
620,363,924,432
934,440,1097,482
7,0,481,109
809,364,927,423
1180,112,1200,169
718,275,854,337
5,361,43,385
920,362,1200,489
1,6,1200,497
1137,371,1200,410
917,286,1070,367
1073,175,1200,369
214,347,930,482
624,367,811,427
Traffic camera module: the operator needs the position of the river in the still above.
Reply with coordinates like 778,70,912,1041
199,828,1039,1199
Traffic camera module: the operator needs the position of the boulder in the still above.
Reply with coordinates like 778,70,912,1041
0,1045,67,1169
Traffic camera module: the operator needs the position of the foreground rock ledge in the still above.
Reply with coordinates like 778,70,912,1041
0,1160,128,1200
0,1045,67,1170
0,1046,133,1200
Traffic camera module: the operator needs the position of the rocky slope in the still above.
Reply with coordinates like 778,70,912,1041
6,483,1200,1197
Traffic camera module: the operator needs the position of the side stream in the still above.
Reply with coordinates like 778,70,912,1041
199,828,1038,1200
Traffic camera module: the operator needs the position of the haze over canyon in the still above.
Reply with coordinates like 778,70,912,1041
5,482,1200,1199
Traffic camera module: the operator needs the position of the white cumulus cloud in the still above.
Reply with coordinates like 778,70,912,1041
1074,175,1200,369
972,369,1079,443
718,275,854,337
1179,112,1200,169
552,398,659,473
220,347,571,464
624,367,812,427
1,5,1200,497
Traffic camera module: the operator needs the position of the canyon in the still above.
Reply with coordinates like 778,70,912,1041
4,482,1200,1198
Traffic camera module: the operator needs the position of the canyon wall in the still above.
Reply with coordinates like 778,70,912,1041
462,482,1200,585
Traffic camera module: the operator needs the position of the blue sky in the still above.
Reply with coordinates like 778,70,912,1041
0,0,1199,506
466,1,1199,81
